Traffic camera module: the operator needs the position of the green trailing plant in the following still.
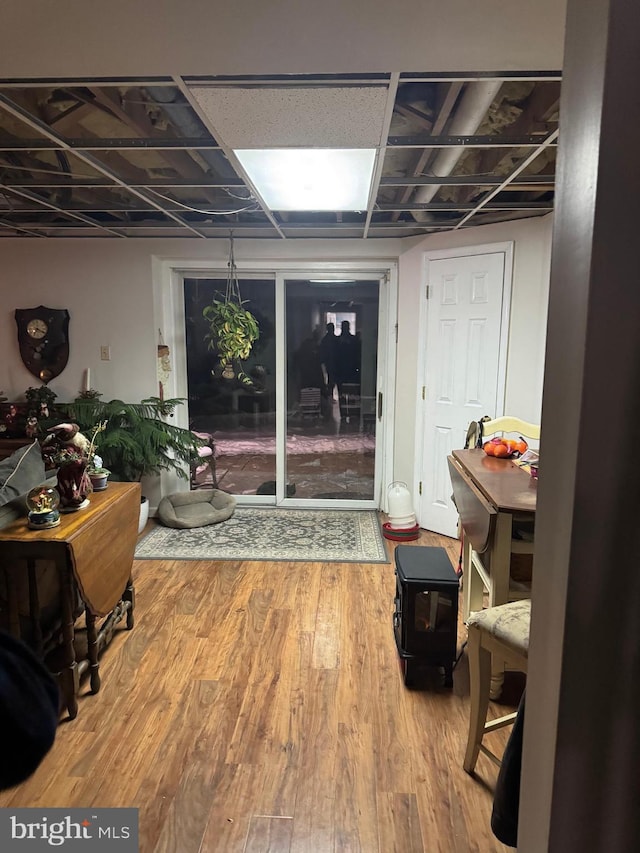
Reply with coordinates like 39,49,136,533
202,232,259,384
56,396,204,483
203,298,260,383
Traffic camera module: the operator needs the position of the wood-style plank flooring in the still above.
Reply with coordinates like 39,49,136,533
0,528,517,852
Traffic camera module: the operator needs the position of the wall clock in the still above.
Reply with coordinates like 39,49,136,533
15,306,70,383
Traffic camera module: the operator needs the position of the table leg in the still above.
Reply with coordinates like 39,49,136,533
124,576,135,630
27,559,43,657
490,512,513,607
59,563,79,719
207,455,218,489
489,511,513,699
462,535,484,621
4,567,21,638
85,607,101,693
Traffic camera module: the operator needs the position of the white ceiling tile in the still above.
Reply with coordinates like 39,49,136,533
189,85,389,148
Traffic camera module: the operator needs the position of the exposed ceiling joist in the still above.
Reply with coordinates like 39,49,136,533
0,72,559,239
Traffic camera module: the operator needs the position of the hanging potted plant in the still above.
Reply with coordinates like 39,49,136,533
202,233,259,384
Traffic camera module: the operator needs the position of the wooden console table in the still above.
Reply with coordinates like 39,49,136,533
0,481,140,719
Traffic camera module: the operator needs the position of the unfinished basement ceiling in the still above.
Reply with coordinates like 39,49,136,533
0,72,560,239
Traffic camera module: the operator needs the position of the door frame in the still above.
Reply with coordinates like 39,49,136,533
412,241,514,527
153,256,398,509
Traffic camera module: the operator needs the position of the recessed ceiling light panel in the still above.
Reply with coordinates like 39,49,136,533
235,148,376,211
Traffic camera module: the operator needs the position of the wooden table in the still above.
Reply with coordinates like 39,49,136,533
448,448,537,615
0,481,140,719
448,449,536,696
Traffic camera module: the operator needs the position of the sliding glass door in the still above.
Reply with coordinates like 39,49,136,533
182,269,387,507
184,275,277,496
283,278,380,502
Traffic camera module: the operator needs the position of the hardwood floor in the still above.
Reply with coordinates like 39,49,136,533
0,529,517,852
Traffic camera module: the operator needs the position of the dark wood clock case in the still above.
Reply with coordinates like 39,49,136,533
15,306,70,383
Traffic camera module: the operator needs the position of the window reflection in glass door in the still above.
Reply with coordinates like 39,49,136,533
184,276,277,496
284,279,379,500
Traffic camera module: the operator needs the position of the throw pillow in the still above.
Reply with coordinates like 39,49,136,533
0,442,46,507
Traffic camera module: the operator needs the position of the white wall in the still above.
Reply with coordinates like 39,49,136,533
1,1,566,78
1,241,163,403
0,237,400,401
393,215,553,488
0,218,552,500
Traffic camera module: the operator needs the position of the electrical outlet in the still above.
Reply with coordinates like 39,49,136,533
100,345,111,361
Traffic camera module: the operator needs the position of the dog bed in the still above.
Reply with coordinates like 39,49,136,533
157,489,236,529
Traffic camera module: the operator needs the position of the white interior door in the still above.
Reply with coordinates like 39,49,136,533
418,246,511,536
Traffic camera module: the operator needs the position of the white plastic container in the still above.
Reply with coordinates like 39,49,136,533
387,481,416,528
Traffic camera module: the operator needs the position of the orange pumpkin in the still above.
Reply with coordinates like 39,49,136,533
483,438,508,456
492,443,510,457
483,436,529,458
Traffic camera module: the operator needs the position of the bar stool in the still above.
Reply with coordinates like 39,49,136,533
463,599,530,773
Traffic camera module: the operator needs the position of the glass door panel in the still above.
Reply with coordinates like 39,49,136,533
183,276,276,496
284,279,379,501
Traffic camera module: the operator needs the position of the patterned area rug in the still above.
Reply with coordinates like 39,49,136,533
135,507,389,563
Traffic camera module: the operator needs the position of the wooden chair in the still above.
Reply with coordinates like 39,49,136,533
479,416,540,444
338,382,361,422
190,430,218,489
463,599,530,773
299,386,322,418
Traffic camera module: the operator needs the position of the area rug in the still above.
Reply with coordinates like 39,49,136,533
135,508,389,563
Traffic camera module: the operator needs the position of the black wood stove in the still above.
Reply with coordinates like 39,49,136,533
393,545,459,688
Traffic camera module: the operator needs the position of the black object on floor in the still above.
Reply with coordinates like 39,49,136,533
0,630,59,790
491,690,526,847
393,545,460,688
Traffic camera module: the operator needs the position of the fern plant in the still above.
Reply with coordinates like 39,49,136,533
56,396,203,483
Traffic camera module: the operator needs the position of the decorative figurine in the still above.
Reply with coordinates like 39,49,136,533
41,423,93,511
25,416,39,438
55,459,91,510
4,403,17,429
